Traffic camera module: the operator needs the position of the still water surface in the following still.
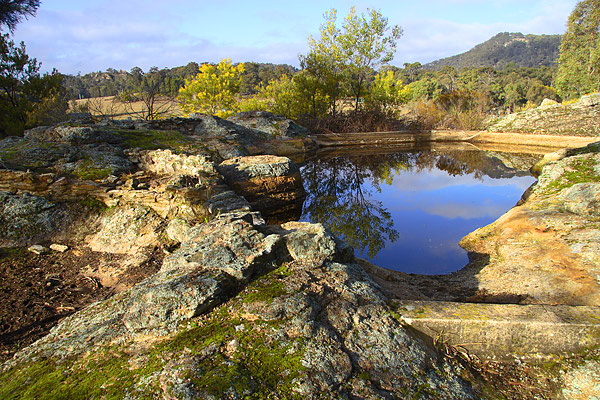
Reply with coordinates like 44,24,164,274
298,146,539,275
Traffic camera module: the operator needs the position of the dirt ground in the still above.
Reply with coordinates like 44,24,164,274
0,245,165,363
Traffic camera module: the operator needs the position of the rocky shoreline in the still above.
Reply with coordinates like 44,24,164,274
0,111,599,398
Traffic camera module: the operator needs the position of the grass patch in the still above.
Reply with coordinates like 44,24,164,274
544,157,600,195
115,129,192,151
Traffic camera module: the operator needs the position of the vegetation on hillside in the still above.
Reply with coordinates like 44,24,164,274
425,32,561,70
62,62,296,100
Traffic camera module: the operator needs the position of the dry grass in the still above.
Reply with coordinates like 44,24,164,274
70,96,184,120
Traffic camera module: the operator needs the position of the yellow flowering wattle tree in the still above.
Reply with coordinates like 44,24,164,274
366,70,410,114
177,58,244,118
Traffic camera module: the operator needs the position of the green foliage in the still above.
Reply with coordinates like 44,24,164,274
298,8,346,116
338,7,403,110
0,34,68,137
178,58,245,118
62,62,296,101
0,0,39,32
297,7,403,114
240,62,297,95
365,70,410,114
406,77,443,101
556,0,600,99
240,74,303,119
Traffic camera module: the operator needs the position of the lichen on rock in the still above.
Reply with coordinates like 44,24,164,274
459,142,600,306
1,212,478,399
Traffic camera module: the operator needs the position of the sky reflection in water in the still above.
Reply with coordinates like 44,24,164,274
299,149,537,275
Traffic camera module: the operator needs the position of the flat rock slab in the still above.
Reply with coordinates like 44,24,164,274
396,300,600,360
459,147,600,306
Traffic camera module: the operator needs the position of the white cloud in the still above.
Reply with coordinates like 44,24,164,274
390,168,535,193
419,200,509,220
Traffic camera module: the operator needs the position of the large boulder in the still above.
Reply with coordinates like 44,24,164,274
218,155,306,221
488,95,600,136
2,215,477,399
228,111,309,138
0,192,73,247
459,144,600,306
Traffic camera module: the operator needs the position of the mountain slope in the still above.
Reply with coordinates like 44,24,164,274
426,32,561,70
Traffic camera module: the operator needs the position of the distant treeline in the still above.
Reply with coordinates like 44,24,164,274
62,62,297,100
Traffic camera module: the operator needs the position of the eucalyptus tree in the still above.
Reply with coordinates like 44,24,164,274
298,7,403,114
298,8,346,116
556,0,600,98
339,7,403,111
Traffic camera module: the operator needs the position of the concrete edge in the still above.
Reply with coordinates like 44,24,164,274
394,300,600,361
311,131,598,150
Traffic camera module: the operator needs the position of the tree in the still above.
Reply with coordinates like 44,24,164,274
298,7,403,114
299,9,345,116
240,75,302,119
402,62,422,83
120,67,177,120
338,7,403,111
556,0,600,99
365,70,410,114
0,34,67,136
178,58,244,118
0,0,39,32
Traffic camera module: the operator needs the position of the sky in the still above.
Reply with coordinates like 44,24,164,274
10,0,579,75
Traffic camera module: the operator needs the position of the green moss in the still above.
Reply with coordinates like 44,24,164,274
241,264,293,304
544,157,600,195
0,264,305,399
78,196,109,212
72,158,112,181
0,350,157,400
115,129,192,151
151,264,305,397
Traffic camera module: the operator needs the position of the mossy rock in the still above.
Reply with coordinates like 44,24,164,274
0,265,306,399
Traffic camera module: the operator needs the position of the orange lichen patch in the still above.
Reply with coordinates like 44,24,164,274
463,204,600,306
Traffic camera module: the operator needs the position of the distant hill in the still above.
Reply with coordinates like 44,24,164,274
425,32,561,70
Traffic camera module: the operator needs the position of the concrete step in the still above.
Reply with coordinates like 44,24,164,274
394,300,600,360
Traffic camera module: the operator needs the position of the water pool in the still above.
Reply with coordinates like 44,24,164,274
298,145,540,274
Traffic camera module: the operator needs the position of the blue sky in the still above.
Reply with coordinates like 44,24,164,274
10,0,579,75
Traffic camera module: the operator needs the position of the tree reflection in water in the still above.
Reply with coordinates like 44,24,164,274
300,147,536,262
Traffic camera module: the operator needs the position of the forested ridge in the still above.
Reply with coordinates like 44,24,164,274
61,32,560,102
425,32,561,70
62,62,297,100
